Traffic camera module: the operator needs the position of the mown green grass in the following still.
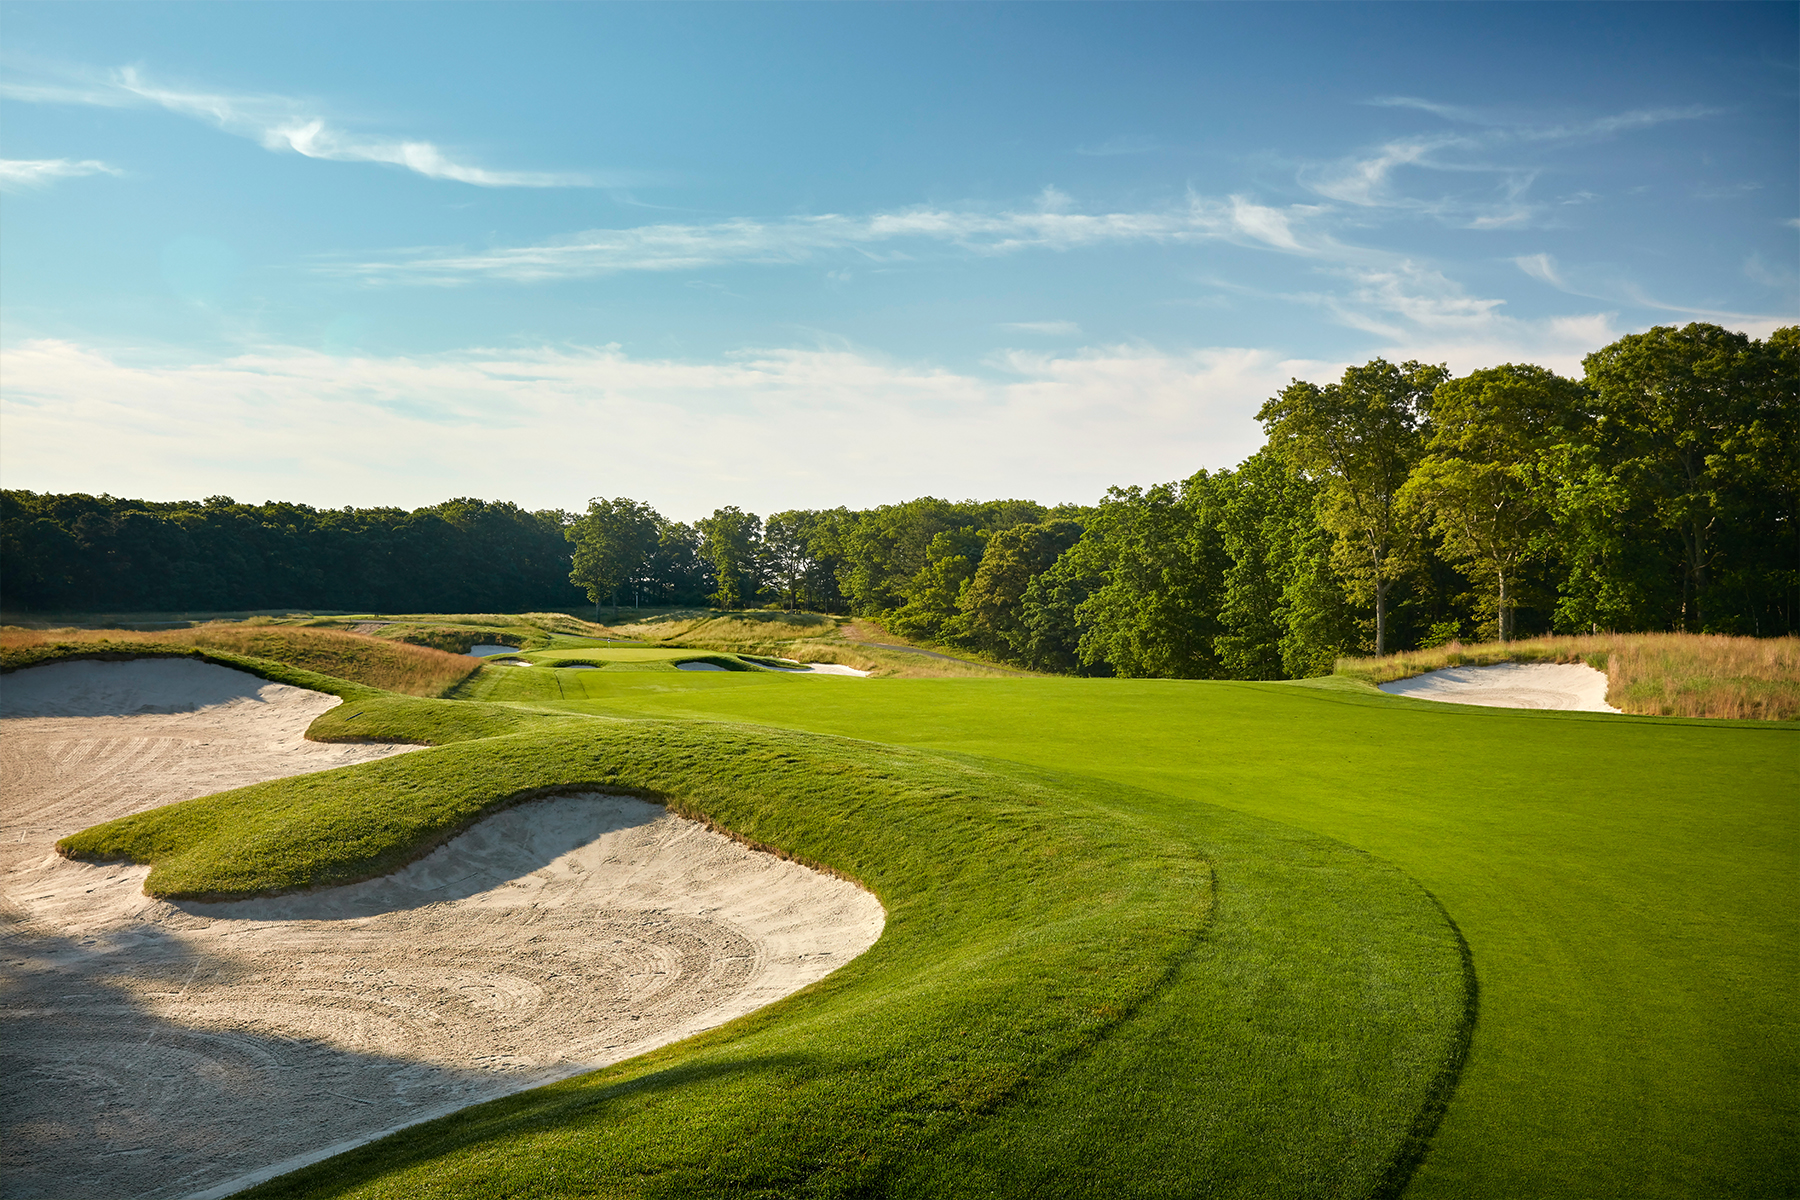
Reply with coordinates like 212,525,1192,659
527,670,1798,1200
43,655,1469,1198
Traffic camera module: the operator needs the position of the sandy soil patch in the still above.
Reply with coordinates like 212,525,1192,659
0,661,884,1200
1377,661,1621,713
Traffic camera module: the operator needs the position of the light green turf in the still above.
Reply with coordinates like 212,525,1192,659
48,661,1469,1199
514,669,1799,1200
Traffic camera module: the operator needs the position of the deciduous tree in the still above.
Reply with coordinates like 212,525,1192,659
1258,359,1447,654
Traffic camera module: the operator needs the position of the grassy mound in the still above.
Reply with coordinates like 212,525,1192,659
46,650,1469,1199
0,623,480,697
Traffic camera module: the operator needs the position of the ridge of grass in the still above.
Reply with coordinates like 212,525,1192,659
0,624,480,697
53,669,1467,1199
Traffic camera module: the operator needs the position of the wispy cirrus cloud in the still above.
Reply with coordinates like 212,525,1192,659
0,65,601,188
1510,251,1794,334
1308,101,1720,229
319,190,1334,284
0,157,122,190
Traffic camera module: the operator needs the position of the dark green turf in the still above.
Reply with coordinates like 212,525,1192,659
513,669,1799,1200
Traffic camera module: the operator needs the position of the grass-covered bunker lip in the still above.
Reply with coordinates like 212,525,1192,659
26,646,1472,1199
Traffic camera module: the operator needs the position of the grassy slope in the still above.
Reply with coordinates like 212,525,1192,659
0,625,480,697
44,656,1468,1200
530,671,1799,1200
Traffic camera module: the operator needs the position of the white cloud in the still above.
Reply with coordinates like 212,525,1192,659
0,157,121,190
1303,136,1458,207
1,66,596,188
0,338,1325,516
1374,312,1624,379
1514,253,1566,288
321,191,1335,284
1743,253,1794,291
1303,103,1718,230
1368,97,1718,141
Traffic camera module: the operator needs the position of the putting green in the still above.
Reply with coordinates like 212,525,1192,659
512,668,1799,1200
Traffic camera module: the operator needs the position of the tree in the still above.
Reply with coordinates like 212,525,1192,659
566,497,662,617
763,510,817,612
1578,323,1781,632
1258,359,1447,655
1401,364,1585,641
955,519,1084,657
695,506,763,610
1210,449,1354,679
887,527,985,642
1073,477,1229,679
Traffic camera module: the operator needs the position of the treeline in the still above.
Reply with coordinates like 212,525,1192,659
0,495,583,614
564,322,1798,675
5,323,1794,677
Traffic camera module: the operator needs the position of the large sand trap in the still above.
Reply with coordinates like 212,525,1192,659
0,660,884,1200
1378,661,1621,713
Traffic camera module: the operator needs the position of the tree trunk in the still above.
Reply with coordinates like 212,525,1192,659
1374,578,1389,657
1497,569,1511,642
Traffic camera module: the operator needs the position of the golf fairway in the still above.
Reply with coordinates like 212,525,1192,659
499,667,1800,1199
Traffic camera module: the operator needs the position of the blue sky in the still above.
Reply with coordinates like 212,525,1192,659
2,2,1794,520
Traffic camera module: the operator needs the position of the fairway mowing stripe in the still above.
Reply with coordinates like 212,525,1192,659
1371,886,1480,1200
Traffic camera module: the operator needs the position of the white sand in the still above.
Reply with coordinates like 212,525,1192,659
675,661,729,672
0,660,884,1200
467,644,521,657
1377,661,1621,713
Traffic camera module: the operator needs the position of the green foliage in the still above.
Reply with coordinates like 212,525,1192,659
953,519,1083,657
7,326,1795,677
566,497,663,611
1260,359,1449,654
887,526,986,641
0,493,580,614
1556,322,1799,634
1073,477,1229,679
695,506,763,610
1402,364,1586,641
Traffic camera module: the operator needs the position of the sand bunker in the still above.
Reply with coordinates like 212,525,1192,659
675,661,729,672
1378,661,1620,713
1,660,884,1200
467,644,520,657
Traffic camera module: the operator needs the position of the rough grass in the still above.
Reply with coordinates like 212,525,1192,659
0,624,481,697
1335,631,1800,720
45,649,1469,1200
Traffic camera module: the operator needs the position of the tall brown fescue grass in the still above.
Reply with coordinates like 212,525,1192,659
1337,632,1800,721
0,624,480,698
